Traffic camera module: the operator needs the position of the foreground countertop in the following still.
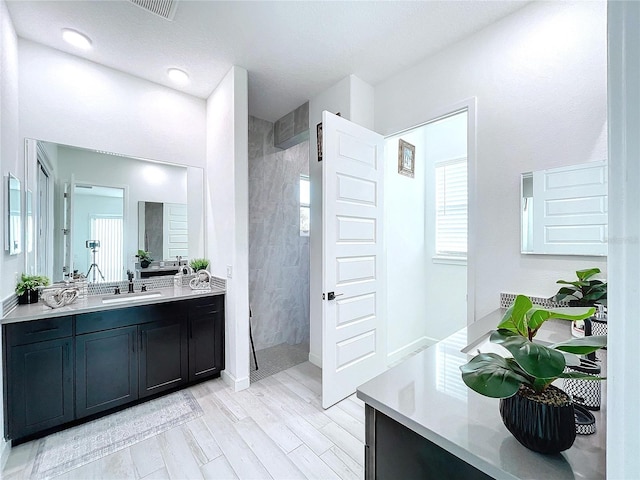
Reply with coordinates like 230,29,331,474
357,310,606,480
2,286,225,325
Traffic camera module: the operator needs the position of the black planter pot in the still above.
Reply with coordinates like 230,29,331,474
499,385,576,454
140,260,151,268
18,289,39,304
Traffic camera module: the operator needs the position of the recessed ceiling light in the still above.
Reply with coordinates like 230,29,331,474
167,68,189,85
62,28,92,50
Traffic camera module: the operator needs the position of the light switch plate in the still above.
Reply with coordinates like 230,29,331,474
226,265,232,278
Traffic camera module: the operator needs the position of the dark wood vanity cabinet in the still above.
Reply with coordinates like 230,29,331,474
188,295,224,381
5,317,74,439
3,294,224,441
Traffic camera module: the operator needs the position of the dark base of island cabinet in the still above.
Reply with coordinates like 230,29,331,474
365,405,493,480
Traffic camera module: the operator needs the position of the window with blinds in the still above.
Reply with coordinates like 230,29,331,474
435,158,467,259
300,175,310,236
90,216,124,282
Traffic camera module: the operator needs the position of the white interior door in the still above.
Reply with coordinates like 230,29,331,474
321,111,386,409
163,203,188,259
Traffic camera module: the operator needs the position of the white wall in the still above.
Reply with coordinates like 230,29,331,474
18,40,206,169
308,74,375,366
206,66,250,391
0,0,18,465
384,128,430,362
375,1,607,319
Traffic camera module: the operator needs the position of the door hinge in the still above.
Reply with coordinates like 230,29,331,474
322,293,325,300
62,228,69,235
63,192,69,198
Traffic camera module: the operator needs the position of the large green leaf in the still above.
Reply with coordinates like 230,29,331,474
576,268,601,281
556,280,587,287
497,295,532,336
551,335,607,355
460,353,528,398
490,330,566,379
526,306,595,333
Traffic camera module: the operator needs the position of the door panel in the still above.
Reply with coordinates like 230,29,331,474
9,338,73,438
139,318,188,397
76,326,138,418
322,111,386,408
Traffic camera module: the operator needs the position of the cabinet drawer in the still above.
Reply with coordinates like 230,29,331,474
77,303,183,334
6,317,73,346
189,295,224,317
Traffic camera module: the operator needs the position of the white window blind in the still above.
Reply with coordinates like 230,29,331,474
435,158,467,258
90,216,124,282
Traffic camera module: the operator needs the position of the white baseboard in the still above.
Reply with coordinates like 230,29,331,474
308,352,321,368
386,336,435,367
0,439,10,471
221,371,250,392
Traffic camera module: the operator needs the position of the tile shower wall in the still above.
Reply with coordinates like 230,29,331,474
249,116,310,351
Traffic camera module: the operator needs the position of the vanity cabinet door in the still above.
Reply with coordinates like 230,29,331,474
8,338,74,439
76,326,139,419
139,317,188,398
188,296,225,381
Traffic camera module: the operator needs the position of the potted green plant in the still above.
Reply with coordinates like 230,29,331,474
189,258,210,272
551,267,607,337
15,273,51,304
460,294,606,454
551,267,607,307
136,250,153,268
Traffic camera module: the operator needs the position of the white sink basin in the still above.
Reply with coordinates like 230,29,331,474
101,292,163,304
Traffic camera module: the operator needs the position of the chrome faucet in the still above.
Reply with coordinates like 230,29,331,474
127,270,135,293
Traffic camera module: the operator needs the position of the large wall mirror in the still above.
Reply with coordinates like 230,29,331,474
521,160,607,256
24,139,205,283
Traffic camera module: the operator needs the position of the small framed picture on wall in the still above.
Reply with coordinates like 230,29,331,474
317,112,341,162
316,122,323,161
398,139,415,178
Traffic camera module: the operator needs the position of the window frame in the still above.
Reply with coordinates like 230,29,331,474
299,174,310,237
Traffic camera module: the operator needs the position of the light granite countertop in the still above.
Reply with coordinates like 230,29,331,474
357,309,606,480
2,286,225,325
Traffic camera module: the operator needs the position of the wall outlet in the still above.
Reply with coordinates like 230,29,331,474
226,265,232,278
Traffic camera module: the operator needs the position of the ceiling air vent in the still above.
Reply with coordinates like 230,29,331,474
128,0,179,21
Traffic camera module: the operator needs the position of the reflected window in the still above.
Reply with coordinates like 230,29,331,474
300,175,310,236
90,217,124,282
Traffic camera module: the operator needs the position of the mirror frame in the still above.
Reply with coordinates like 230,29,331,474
6,173,22,256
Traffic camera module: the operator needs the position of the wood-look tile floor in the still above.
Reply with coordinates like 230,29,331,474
2,362,365,480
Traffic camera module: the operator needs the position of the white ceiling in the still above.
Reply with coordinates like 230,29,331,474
6,0,529,122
